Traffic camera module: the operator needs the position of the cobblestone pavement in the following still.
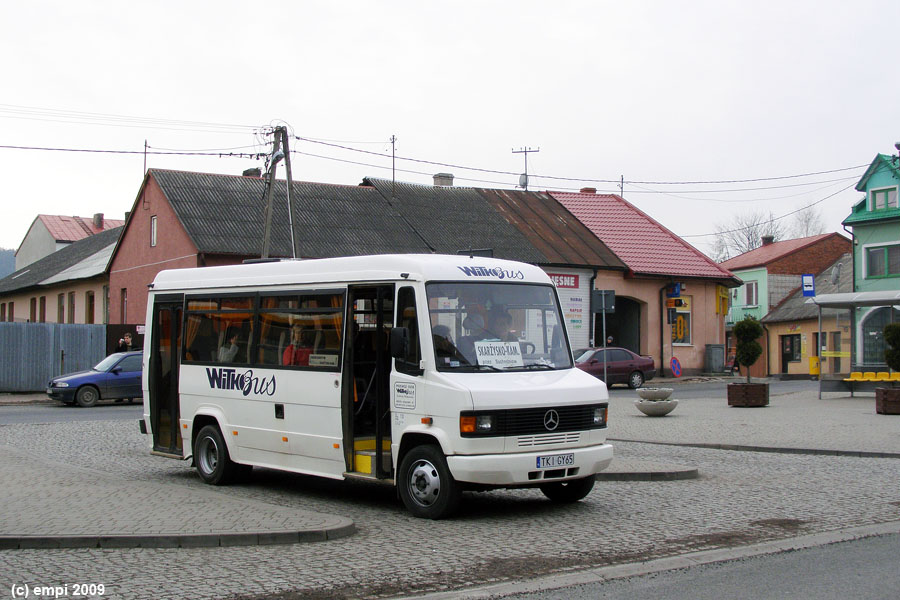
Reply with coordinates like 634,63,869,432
2,387,900,599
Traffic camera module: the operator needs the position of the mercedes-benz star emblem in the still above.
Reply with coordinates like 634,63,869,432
543,409,560,431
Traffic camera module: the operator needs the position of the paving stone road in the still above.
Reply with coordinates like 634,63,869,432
1,384,900,599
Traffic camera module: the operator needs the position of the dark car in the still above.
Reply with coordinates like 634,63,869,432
46,351,143,407
574,347,656,389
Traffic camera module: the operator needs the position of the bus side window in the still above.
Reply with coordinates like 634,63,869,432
396,287,422,375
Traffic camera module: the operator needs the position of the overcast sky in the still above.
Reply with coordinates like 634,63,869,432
2,1,899,258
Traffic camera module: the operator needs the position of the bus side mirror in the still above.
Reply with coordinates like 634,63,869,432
390,327,409,359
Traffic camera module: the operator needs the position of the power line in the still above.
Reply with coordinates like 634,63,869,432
0,144,264,158
295,135,869,188
680,183,857,238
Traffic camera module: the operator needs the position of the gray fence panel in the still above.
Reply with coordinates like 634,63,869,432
0,323,107,392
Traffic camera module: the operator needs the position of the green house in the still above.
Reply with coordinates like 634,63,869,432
842,152,900,365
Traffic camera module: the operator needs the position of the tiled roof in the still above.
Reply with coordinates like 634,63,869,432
38,214,124,243
762,253,852,323
551,191,738,281
719,233,837,271
0,227,122,294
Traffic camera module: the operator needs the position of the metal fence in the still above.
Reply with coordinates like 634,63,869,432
0,323,107,392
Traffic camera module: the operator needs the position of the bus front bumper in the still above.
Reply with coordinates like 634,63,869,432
446,443,613,486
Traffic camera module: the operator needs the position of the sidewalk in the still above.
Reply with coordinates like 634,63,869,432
0,444,355,550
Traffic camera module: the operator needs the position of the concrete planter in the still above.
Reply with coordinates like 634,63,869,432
634,398,678,417
635,387,674,401
727,383,769,407
875,388,900,415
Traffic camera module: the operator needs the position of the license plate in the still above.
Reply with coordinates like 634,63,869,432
536,453,574,469
46,388,53,394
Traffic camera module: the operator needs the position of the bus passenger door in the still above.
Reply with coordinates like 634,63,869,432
344,285,394,479
149,296,183,456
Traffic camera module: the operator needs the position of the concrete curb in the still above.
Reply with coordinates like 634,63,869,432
597,457,699,481
610,438,900,459
0,521,357,550
408,520,900,599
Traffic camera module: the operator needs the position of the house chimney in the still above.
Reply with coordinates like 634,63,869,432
93,213,104,229
580,187,597,194
242,167,262,178
433,173,454,187
761,235,775,246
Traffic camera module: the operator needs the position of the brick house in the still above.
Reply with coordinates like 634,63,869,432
720,232,851,376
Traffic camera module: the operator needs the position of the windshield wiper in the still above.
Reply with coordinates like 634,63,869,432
519,363,555,370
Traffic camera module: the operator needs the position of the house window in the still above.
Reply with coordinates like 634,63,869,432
57,293,65,323
871,187,899,210
1,303,5,321
67,292,75,324
866,244,900,278
8,301,13,322
30,297,37,322
85,291,95,324
671,295,692,345
744,281,758,306
150,215,158,247
120,288,128,324
39,296,46,323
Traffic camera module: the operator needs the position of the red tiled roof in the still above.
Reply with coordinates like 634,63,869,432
719,233,837,271
551,192,737,281
38,214,125,243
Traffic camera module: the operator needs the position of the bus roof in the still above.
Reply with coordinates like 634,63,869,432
149,254,553,292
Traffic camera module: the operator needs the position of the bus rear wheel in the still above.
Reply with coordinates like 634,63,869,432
540,476,595,503
398,445,461,519
194,425,239,485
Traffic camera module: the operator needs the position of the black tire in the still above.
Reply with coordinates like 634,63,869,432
75,386,100,408
398,445,461,519
540,476,595,503
193,425,239,485
628,370,645,389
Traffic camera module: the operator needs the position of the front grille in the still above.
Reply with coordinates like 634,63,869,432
517,432,581,447
461,403,606,438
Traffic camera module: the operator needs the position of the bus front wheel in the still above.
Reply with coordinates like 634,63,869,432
194,425,239,485
540,476,595,503
398,445,461,519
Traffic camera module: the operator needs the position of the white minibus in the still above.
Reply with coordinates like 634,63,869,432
141,254,612,518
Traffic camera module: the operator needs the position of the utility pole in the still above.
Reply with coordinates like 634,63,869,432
390,135,397,201
619,175,624,197
512,146,539,190
260,128,283,258
280,129,298,259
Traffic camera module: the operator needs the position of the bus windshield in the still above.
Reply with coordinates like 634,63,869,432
426,281,573,372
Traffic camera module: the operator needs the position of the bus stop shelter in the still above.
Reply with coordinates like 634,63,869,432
806,290,900,398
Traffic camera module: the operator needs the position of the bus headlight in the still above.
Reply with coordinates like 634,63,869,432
460,414,494,435
593,406,606,426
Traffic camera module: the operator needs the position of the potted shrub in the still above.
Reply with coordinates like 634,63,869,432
727,316,769,407
876,322,900,415
634,387,678,416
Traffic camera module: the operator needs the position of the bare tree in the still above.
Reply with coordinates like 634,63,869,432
712,210,786,262
787,205,827,238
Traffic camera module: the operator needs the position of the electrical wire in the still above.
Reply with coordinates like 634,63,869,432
0,144,264,158
295,135,871,188
680,183,858,238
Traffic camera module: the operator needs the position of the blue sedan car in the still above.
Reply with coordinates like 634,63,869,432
46,351,143,407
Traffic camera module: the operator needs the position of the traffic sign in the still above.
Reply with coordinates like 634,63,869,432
670,357,682,378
